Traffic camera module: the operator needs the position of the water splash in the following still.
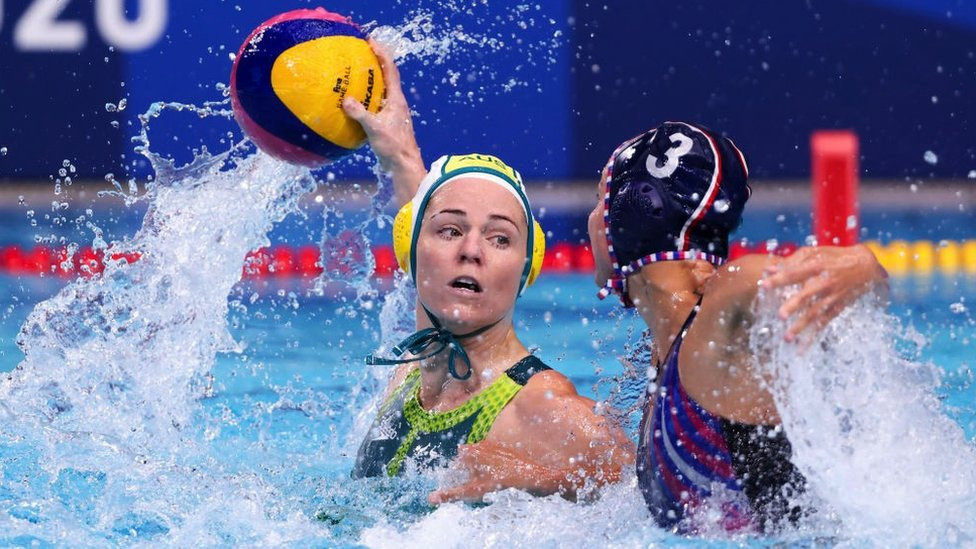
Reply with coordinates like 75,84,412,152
360,480,662,548
592,314,652,434
0,4,583,545
0,98,325,544
6,99,313,442
750,288,976,546
368,4,563,105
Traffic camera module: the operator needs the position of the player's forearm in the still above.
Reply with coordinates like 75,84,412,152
852,243,890,291
387,147,425,206
530,440,633,500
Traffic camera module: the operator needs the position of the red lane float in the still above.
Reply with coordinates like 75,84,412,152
811,131,859,246
727,241,798,261
0,246,143,277
0,242,800,278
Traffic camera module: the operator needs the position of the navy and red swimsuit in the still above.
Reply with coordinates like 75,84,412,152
636,300,807,533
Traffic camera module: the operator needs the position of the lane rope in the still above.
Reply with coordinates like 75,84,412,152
0,241,972,278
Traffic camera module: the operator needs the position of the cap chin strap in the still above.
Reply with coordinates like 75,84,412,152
597,266,635,308
596,250,726,308
365,308,503,381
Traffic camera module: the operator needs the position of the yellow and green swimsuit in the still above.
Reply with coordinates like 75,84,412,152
353,355,551,477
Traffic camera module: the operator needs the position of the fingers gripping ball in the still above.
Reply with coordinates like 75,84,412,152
230,8,386,167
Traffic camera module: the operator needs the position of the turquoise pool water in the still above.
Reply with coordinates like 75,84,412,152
0,267,974,546
0,99,973,547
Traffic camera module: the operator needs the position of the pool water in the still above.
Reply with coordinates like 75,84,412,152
0,263,974,546
0,95,974,547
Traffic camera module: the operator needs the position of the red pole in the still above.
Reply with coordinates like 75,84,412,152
811,131,859,246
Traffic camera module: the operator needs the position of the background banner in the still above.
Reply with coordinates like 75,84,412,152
0,0,973,180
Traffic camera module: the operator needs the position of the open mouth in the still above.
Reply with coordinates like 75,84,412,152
449,276,483,293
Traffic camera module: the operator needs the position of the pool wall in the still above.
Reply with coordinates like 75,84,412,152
1,1,975,181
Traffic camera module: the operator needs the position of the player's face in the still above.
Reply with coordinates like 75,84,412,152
415,178,527,332
587,170,614,287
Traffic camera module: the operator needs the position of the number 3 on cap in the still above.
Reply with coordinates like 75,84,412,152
646,133,693,179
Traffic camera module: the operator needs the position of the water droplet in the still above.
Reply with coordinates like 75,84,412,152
0,147,7,156
105,103,118,112
713,199,730,213
950,302,968,314
968,170,976,179
846,215,858,230
923,150,938,165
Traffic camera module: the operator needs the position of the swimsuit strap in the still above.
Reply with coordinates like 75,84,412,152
504,355,552,386
656,295,705,369
376,368,421,418
468,355,551,442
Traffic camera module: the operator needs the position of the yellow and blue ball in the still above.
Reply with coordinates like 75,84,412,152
230,8,385,167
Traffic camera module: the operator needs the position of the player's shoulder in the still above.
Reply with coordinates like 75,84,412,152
703,253,777,301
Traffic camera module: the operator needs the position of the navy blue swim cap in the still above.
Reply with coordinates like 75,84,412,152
597,122,751,304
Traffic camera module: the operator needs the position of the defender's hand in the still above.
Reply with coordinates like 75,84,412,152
762,244,888,342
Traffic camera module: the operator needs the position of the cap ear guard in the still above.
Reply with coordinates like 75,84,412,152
392,201,414,275
390,199,546,292
525,220,545,289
